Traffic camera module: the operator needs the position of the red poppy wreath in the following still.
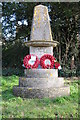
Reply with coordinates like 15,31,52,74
23,54,39,69
54,62,61,69
40,54,55,69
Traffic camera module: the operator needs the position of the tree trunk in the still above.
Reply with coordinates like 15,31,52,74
71,55,75,69
58,32,61,63
59,45,61,63
65,44,68,63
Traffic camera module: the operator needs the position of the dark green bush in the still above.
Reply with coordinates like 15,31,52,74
58,68,80,77
2,67,24,76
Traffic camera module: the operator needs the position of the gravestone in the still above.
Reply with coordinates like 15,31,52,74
13,5,70,98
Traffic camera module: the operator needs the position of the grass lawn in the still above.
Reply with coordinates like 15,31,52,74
0,75,79,119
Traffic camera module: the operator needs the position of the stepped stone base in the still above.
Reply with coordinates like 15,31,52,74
13,85,70,98
19,77,64,88
13,69,70,98
24,69,58,78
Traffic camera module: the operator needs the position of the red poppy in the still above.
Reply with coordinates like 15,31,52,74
54,62,60,69
23,54,39,69
40,54,55,69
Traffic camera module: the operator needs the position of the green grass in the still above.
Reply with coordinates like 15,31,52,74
0,75,79,119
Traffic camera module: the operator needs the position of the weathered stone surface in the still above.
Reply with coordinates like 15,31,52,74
19,77,64,88
25,5,58,57
30,46,53,59
13,5,70,98
24,69,58,78
30,5,52,41
13,85,70,98
26,41,58,47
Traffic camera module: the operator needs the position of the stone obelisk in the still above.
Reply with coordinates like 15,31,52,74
25,5,58,59
13,5,70,98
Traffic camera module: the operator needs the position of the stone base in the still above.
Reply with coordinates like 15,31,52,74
13,69,70,98
13,85,70,98
24,69,58,78
19,77,64,88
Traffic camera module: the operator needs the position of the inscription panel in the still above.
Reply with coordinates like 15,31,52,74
30,46,53,59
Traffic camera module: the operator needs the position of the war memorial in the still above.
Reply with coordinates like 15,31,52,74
13,5,70,98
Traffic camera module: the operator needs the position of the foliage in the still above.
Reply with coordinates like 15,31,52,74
2,67,24,76
2,41,29,69
58,68,79,77
50,3,79,65
2,2,80,76
1,75,79,118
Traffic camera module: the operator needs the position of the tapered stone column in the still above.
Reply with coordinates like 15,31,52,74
25,5,58,58
13,5,70,98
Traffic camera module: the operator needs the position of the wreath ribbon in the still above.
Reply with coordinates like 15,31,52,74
23,54,39,69
40,54,55,69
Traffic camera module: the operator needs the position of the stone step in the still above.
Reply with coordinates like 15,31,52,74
19,77,64,88
13,85,70,98
24,69,58,78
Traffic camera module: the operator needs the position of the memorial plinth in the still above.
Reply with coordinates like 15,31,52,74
13,5,70,98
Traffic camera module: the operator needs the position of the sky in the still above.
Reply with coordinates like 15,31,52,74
1,2,51,41
1,14,28,41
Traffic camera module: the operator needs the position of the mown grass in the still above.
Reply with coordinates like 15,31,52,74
0,75,79,119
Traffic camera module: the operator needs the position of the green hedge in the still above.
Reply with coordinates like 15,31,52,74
58,69,80,77
2,67,24,76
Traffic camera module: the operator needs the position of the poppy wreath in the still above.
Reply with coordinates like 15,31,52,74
54,62,60,69
40,54,55,69
23,54,39,69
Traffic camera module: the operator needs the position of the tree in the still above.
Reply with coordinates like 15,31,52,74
2,2,80,75
49,2,79,69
